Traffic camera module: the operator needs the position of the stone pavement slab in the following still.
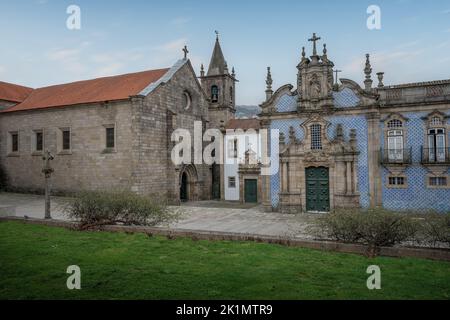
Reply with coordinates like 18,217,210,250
0,193,319,239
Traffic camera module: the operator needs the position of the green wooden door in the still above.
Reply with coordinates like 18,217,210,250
244,179,258,203
306,167,330,212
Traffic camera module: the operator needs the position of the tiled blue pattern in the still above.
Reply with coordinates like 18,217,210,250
326,116,370,208
269,116,369,209
275,94,297,112
333,88,360,108
381,111,450,212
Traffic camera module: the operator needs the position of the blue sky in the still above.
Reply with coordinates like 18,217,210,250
0,0,449,105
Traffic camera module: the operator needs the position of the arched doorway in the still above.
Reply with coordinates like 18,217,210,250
180,172,188,202
179,164,199,202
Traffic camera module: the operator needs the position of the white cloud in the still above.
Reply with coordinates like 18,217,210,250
93,63,124,78
170,17,191,26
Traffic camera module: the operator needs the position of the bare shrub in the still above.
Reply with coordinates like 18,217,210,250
63,190,181,230
317,208,419,257
416,213,450,247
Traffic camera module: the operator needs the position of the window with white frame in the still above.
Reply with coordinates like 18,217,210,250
310,124,322,150
427,128,446,163
386,120,404,161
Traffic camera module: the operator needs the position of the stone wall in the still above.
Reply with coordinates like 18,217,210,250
0,101,134,194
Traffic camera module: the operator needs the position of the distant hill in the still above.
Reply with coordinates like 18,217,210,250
235,105,261,119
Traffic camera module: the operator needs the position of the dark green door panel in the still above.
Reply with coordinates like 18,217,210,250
305,167,330,212
244,179,258,203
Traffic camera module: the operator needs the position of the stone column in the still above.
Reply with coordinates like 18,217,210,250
366,111,382,207
346,161,352,195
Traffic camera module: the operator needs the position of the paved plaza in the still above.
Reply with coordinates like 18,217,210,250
0,192,319,239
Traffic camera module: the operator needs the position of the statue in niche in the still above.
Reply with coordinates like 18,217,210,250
309,73,321,99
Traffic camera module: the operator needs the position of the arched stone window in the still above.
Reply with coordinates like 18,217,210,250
182,91,191,110
383,115,408,164
211,85,219,103
424,112,447,163
230,86,233,103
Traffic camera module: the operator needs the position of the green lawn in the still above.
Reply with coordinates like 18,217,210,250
0,221,449,300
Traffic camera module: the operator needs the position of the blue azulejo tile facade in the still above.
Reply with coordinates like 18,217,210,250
380,111,450,212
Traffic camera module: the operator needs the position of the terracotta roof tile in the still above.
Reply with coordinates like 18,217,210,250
0,81,33,103
2,68,170,113
225,118,260,130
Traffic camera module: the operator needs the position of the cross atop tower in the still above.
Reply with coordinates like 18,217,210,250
308,33,321,56
182,45,189,59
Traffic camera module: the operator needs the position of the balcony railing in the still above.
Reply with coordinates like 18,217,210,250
421,147,450,164
380,148,412,165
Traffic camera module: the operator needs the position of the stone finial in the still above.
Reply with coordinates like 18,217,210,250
289,126,296,142
200,64,205,77
376,72,384,88
349,129,357,149
279,132,285,145
231,66,236,78
302,46,306,59
364,54,373,91
336,124,344,141
265,67,273,101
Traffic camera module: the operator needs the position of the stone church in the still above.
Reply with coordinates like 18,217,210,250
258,34,450,213
0,36,236,203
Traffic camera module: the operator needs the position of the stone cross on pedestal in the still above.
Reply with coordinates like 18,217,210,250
308,33,321,56
42,150,54,220
182,45,189,59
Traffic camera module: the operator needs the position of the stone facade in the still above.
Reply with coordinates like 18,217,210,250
0,59,214,203
259,34,450,213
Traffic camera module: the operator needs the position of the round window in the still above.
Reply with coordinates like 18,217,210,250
183,91,192,110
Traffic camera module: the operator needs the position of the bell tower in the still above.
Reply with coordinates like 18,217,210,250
297,33,335,111
200,32,237,129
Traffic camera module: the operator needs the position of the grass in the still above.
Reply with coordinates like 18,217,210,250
0,221,449,300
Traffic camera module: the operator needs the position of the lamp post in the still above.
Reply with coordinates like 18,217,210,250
42,150,54,220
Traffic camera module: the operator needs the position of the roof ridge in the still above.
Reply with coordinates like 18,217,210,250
31,67,171,91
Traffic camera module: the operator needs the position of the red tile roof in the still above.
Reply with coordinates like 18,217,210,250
0,81,33,103
225,118,260,130
2,68,170,113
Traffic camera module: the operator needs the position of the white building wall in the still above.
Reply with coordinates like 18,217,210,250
223,130,261,201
